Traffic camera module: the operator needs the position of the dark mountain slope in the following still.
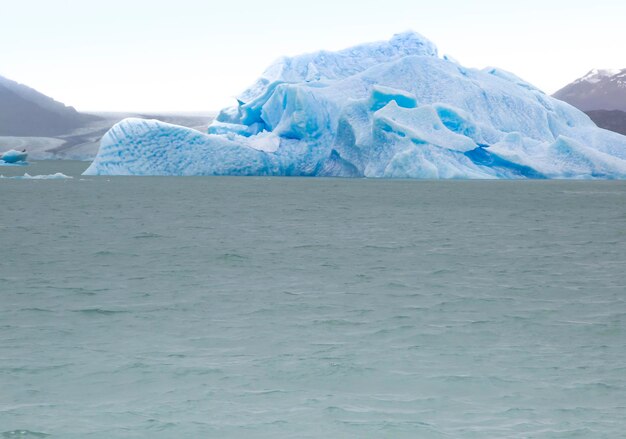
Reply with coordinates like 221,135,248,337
553,69,626,112
0,75,99,136
585,109,626,136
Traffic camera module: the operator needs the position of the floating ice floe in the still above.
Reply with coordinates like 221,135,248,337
1,149,28,165
1,173,73,180
84,32,626,179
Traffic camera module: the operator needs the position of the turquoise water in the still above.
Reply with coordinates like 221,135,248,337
1,162,625,438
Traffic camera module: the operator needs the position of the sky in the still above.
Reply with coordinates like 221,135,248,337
1,0,625,112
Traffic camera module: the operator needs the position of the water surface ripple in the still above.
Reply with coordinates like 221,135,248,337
1,162,625,438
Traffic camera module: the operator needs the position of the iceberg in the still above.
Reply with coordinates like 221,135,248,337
85,32,626,179
1,149,28,164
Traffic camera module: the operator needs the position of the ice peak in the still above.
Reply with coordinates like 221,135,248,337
239,31,439,102
388,31,438,56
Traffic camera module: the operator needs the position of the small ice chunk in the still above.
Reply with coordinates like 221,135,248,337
1,173,73,180
1,149,28,164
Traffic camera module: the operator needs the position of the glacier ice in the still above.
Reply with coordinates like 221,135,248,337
1,149,28,164
0,173,72,180
85,32,626,179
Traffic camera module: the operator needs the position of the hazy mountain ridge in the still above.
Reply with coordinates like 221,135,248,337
552,69,626,136
553,69,626,112
0,74,100,136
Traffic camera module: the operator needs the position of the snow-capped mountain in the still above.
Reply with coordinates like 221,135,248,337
553,69,626,112
85,32,626,179
0,75,99,136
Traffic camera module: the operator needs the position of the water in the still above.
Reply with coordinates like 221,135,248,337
1,162,625,438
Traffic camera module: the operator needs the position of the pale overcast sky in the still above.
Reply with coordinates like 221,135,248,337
1,0,624,112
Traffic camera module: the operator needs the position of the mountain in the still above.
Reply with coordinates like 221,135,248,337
553,69,626,112
585,110,626,136
85,32,626,179
0,75,99,136
552,69,626,136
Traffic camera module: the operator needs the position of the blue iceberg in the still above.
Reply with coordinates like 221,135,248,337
84,32,626,179
1,149,28,165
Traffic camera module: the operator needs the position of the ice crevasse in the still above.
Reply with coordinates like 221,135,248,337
84,32,626,179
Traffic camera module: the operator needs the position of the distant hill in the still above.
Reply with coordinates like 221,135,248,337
0,75,99,136
553,69,626,112
585,110,626,136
